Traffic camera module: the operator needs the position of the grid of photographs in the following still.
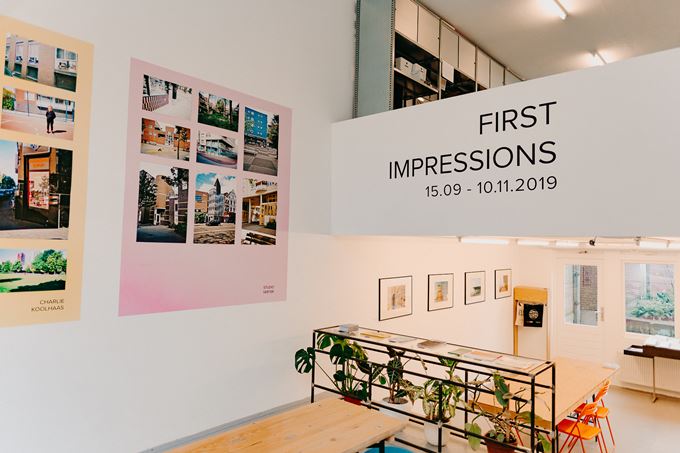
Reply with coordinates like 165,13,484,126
134,70,283,247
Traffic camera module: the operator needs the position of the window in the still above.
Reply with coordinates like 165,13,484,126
15,41,23,61
625,263,675,337
564,264,598,326
28,41,39,64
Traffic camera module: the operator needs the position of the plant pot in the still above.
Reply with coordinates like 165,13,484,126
485,438,517,453
342,395,362,405
379,397,409,422
424,423,449,446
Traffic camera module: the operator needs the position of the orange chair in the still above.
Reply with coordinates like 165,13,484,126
557,403,605,453
575,380,615,450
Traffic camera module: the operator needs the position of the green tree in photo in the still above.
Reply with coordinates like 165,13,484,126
175,126,189,160
11,260,23,273
0,175,16,189
268,114,279,149
2,88,15,111
31,250,67,275
138,170,157,207
1,261,11,273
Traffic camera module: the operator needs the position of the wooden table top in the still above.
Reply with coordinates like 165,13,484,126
171,398,407,453
478,356,618,428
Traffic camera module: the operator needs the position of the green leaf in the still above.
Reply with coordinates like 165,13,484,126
317,334,332,350
294,347,315,374
378,376,387,386
329,343,352,365
466,422,482,451
538,433,552,452
333,370,346,382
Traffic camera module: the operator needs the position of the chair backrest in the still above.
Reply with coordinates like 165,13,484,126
593,380,611,403
577,402,599,420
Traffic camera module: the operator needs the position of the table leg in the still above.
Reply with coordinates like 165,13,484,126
652,357,658,403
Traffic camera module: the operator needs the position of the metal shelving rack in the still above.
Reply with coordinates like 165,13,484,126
306,325,557,453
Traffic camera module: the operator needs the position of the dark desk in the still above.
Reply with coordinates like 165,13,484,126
624,344,680,402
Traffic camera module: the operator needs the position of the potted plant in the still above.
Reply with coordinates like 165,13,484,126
379,347,418,420
402,358,463,446
465,372,552,453
295,333,383,403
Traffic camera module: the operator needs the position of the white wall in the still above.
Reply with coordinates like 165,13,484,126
0,1,356,452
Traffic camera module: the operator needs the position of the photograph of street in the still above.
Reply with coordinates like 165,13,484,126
142,74,193,120
196,131,237,169
241,178,277,245
137,162,188,243
193,172,237,245
198,91,239,132
2,87,75,140
140,118,190,161
243,106,279,176
0,139,71,239
0,249,67,293
5,34,78,91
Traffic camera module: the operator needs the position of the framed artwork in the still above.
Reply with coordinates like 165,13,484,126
379,276,413,321
495,269,512,299
427,273,454,311
465,271,486,305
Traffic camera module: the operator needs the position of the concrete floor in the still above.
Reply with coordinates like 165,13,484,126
390,386,680,453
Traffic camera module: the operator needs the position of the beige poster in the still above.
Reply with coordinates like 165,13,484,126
0,16,92,327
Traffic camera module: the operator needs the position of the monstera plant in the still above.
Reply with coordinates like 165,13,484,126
295,333,384,402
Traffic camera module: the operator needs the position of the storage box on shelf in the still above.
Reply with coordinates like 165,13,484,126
355,0,523,117
295,326,556,453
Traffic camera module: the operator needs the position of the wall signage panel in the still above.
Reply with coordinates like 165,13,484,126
118,59,291,316
0,16,93,327
332,48,680,236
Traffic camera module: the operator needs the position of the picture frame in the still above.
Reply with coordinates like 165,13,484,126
465,271,486,305
495,268,512,299
379,276,413,321
427,273,454,311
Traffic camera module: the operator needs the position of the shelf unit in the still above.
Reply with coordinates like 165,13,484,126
355,0,523,117
306,325,557,453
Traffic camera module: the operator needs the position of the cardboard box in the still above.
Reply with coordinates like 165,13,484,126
411,63,427,82
395,57,412,72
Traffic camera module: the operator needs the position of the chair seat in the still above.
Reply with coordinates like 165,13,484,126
557,419,601,440
575,403,610,418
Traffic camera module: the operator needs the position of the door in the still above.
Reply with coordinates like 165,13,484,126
554,259,607,362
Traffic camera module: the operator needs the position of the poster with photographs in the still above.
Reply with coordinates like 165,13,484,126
495,269,512,299
119,59,290,316
0,16,93,327
465,271,486,305
428,273,453,311
379,276,413,321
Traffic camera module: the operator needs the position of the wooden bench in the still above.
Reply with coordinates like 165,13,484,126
171,398,406,453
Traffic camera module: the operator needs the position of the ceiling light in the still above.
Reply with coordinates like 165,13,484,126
517,239,550,247
555,241,579,248
591,51,606,66
461,237,510,245
668,242,680,250
547,0,568,20
639,240,668,250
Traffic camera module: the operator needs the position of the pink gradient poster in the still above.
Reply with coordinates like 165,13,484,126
119,59,290,316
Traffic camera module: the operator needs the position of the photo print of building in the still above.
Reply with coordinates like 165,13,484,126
0,139,72,239
241,178,277,245
5,34,78,91
193,172,236,245
142,74,193,120
140,118,190,161
1,87,75,140
198,92,239,132
0,248,67,293
136,162,188,243
243,107,279,176
196,131,237,169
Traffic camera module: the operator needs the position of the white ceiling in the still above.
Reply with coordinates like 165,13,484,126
423,0,680,80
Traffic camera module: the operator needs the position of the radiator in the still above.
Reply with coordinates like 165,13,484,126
619,354,680,393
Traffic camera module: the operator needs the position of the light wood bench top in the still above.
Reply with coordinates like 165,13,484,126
171,398,406,453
